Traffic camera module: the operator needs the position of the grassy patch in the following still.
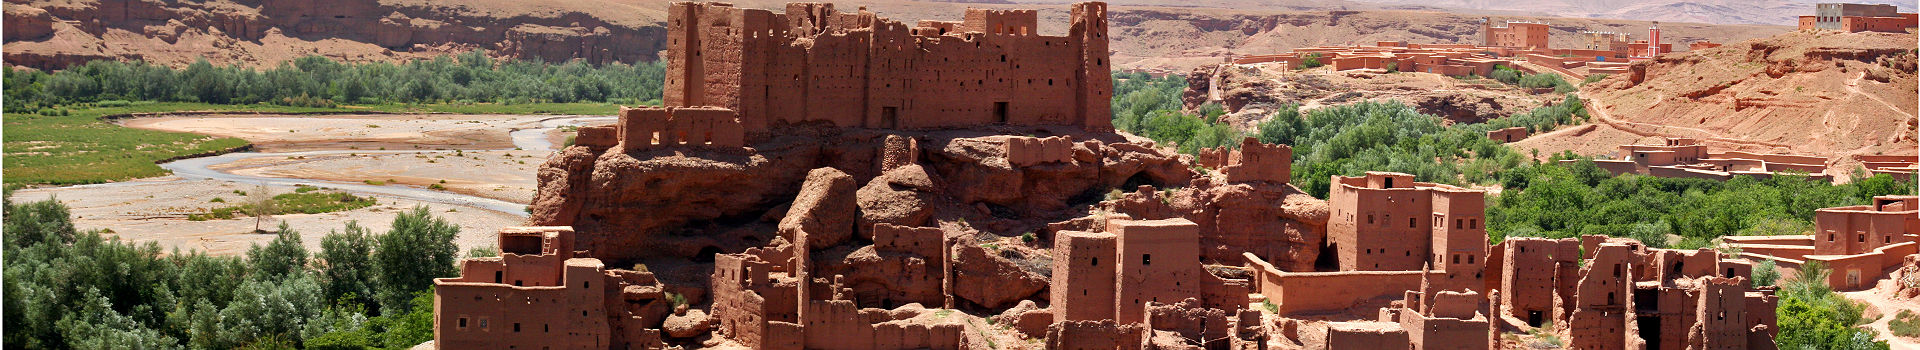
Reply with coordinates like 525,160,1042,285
1892,310,1920,338
186,190,375,221
4,102,626,186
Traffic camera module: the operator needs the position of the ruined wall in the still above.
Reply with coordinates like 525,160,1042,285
1054,230,1119,322
618,106,746,150
800,300,965,349
1247,253,1439,315
1497,238,1581,325
1113,218,1203,324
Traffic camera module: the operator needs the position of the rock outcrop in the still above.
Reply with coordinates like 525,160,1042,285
949,243,1048,309
781,168,857,249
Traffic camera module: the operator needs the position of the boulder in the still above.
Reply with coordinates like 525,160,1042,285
780,167,857,249
855,164,936,239
949,243,1046,309
661,309,712,338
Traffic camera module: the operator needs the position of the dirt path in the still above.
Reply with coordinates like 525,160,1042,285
1583,95,1793,149
1841,279,1920,349
1847,72,1918,121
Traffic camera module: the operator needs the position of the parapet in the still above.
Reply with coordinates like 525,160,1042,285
575,125,620,148
618,106,745,151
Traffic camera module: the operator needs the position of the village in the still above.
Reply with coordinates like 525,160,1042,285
422,1,1920,349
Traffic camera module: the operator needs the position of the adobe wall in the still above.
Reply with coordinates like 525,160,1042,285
1813,202,1918,256
800,300,965,350
1326,322,1410,348
1809,241,1917,289
662,1,1114,136
1567,244,1633,350
1045,320,1145,350
575,125,619,148
1221,137,1292,183
1247,253,1438,315
1496,238,1581,324
1005,135,1076,167
434,227,674,349
617,106,746,150
1112,218,1203,324
1053,230,1118,322
1482,21,1549,49
1486,127,1527,143
1688,277,1751,349
435,261,610,350
1399,310,1490,350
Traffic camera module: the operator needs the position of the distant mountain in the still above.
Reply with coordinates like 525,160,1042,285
1337,0,1914,25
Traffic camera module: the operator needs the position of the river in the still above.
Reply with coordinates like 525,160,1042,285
155,115,615,217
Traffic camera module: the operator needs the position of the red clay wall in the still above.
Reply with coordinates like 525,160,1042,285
662,2,1114,136
1112,218,1203,324
1053,230,1118,322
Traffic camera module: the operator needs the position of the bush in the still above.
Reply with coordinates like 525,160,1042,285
1776,261,1889,350
1298,53,1324,69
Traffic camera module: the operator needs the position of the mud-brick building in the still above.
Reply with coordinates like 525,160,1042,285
1798,3,1919,33
434,227,676,349
658,1,1114,138
1482,19,1549,49
1325,172,1487,287
1726,195,1920,289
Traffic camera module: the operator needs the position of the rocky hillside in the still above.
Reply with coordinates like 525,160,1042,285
1351,0,1913,26
5,0,1787,73
1183,64,1559,128
3,0,666,70
1524,30,1917,179
1101,7,1787,73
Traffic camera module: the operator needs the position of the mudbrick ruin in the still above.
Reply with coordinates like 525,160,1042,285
423,2,1872,349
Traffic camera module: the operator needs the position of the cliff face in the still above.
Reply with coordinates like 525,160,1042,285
2,0,667,70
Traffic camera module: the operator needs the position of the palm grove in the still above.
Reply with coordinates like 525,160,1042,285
1,56,1914,349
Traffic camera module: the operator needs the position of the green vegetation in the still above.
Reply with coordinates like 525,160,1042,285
1776,261,1890,350
1489,65,1575,93
1112,72,1592,198
2,190,461,348
1487,159,1914,248
5,51,665,108
187,189,376,221
1582,73,1611,85
1298,53,1325,69
1752,259,1780,287
1891,310,1920,338
1111,72,1245,154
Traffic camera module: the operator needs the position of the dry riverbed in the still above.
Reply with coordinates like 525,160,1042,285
11,113,613,256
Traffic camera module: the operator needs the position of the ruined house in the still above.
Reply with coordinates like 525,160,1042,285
433,227,675,349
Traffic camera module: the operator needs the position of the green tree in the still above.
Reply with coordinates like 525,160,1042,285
319,221,378,308
248,222,309,280
373,206,460,312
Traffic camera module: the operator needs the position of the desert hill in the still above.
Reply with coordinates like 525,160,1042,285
3,0,667,70
5,0,1786,73
1337,0,1914,26
1515,30,1918,180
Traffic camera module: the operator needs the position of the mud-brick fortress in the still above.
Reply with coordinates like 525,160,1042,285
655,0,1113,139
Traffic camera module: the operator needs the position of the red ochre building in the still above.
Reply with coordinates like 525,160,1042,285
433,227,677,349
1798,3,1919,33
1573,137,1836,182
1725,196,1920,290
